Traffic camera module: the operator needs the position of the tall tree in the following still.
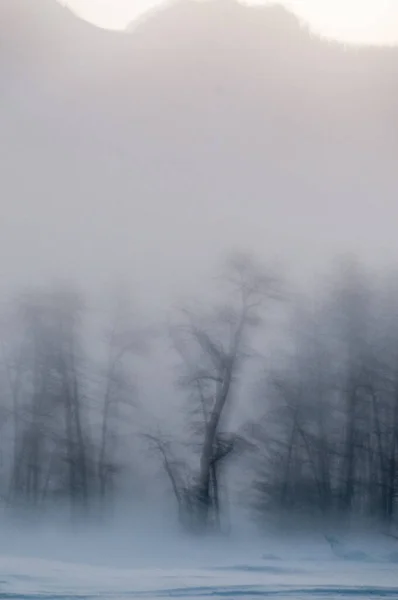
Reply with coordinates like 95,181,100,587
169,253,278,532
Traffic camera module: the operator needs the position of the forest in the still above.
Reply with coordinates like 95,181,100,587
1,253,398,535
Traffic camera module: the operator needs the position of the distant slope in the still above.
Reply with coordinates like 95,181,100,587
0,0,397,303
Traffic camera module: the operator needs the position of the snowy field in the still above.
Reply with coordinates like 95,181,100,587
1,535,398,600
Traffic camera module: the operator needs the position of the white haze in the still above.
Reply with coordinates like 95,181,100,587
2,3,398,594
2,0,398,309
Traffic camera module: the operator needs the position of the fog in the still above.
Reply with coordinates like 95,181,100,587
2,0,398,301
2,2,398,586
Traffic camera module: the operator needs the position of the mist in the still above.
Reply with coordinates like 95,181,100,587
1,2,398,597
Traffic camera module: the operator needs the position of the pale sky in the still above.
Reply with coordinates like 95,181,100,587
61,0,398,45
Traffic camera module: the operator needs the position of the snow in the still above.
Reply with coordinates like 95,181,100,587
1,537,398,599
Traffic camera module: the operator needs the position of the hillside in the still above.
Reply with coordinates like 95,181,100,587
1,0,398,304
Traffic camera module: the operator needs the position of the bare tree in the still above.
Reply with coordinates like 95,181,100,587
251,261,398,527
168,253,278,532
97,287,148,507
5,287,96,514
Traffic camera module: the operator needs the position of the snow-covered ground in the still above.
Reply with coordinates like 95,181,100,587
1,535,398,599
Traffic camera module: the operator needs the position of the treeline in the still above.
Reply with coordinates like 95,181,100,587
1,255,398,531
252,263,398,525
0,285,140,516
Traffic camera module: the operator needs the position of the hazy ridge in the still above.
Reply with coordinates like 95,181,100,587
1,0,397,304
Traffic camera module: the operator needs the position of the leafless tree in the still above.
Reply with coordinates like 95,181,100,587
97,287,148,507
251,262,398,528
167,253,279,532
3,287,95,514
